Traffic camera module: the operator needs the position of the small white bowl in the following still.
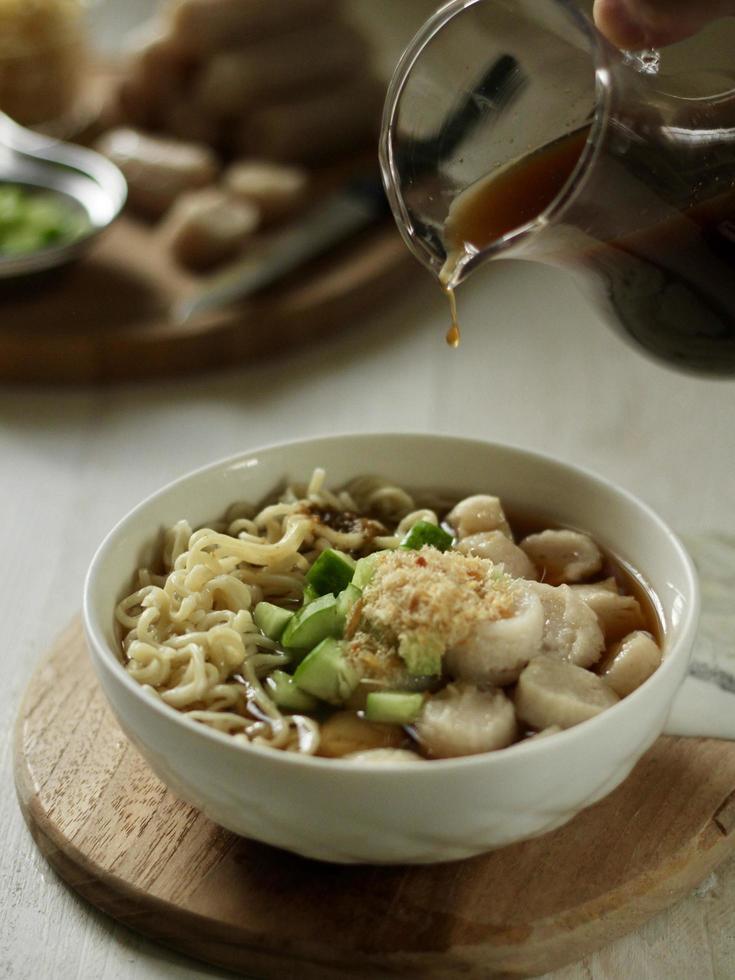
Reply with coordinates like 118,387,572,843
83,434,700,864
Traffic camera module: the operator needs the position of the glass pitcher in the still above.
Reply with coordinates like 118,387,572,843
379,0,735,375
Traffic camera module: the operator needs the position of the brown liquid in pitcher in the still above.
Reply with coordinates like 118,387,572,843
441,128,587,352
446,128,588,251
443,127,735,374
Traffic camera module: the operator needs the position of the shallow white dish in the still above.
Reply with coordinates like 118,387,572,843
84,433,701,864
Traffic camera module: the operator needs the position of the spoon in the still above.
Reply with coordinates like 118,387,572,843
0,112,127,278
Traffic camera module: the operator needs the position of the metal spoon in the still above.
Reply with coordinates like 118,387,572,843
0,112,127,278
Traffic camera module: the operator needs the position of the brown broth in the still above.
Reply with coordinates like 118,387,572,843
502,506,664,647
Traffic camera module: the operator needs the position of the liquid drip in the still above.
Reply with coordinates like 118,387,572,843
438,129,587,352
444,285,460,348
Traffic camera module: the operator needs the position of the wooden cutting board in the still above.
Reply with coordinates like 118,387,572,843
13,616,735,979
0,59,419,385
0,214,417,385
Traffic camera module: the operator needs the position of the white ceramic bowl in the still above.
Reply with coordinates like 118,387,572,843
83,434,700,864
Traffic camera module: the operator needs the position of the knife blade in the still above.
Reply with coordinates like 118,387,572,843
173,175,388,324
174,54,525,324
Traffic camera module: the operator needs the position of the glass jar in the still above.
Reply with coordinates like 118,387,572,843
0,0,89,133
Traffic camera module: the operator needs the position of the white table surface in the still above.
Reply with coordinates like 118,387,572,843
3,3,735,977
2,256,735,980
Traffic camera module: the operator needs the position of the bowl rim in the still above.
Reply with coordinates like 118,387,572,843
83,431,701,774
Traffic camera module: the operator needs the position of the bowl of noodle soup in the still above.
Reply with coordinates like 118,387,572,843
83,433,699,863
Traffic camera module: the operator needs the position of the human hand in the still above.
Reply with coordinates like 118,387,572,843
593,0,735,47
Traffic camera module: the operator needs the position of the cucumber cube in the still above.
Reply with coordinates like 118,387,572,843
305,548,356,595
264,670,319,712
401,521,453,552
253,602,294,641
365,691,424,725
301,583,319,606
281,592,341,652
293,638,359,705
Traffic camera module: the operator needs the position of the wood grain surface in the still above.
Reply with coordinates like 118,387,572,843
0,214,417,385
13,617,735,979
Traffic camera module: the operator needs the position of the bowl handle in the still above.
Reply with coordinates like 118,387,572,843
664,675,735,739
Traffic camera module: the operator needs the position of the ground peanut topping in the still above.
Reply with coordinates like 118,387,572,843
356,546,518,658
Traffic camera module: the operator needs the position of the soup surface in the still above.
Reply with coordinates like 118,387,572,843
116,470,663,761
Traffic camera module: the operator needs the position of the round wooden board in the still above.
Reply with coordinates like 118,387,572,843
14,618,735,979
0,214,418,385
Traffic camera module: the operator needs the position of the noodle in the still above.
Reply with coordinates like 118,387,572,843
116,470,417,755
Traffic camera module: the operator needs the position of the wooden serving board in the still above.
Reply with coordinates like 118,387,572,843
14,617,735,979
0,214,417,385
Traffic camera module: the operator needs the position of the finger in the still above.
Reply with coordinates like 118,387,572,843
593,0,735,48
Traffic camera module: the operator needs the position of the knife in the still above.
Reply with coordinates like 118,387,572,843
174,175,389,324
173,55,525,324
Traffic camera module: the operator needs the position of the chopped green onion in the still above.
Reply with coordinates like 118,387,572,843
305,548,356,596
400,521,453,552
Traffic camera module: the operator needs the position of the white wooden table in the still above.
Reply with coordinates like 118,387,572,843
2,257,735,979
